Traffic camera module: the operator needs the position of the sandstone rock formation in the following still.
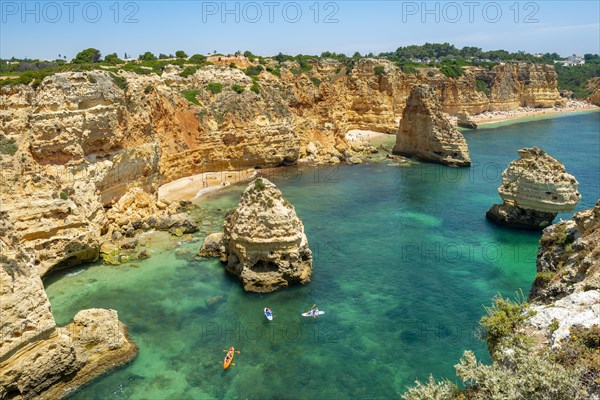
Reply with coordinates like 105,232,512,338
486,148,581,229
0,59,569,396
488,63,566,110
588,77,600,106
522,201,600,395
457,110,478,129
0,215,137,399
531,200,600,302
392,85,471,166
200,178,312,292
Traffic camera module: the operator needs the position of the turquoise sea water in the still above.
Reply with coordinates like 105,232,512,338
45,111,600,399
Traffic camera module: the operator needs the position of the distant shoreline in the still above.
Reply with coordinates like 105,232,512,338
469,101,599,127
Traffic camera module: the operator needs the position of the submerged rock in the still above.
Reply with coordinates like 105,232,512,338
487,148,581,230
393,84,471,167
200,178,312,292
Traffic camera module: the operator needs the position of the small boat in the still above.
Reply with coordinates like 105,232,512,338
223,346,235,370
264,307,273,321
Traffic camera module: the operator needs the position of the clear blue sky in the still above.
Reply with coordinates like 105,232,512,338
1,0,599,60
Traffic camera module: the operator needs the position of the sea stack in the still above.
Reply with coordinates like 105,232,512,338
393,84,471,167
486,148,581,230
199,178,312,292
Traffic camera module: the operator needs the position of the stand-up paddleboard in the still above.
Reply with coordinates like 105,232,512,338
224,346,235,370
264,308,273,321
301,310,325,317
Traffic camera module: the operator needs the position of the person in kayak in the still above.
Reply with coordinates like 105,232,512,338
265,307,271,314
310,304,318,318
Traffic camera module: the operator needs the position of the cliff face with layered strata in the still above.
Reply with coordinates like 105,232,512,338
200,178,312,292
0,59,568,397
393,84,471,166
0,214,137,400
487,148,581,229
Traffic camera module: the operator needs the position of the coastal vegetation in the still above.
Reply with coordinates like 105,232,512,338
206,82,223,94
403,294,588,400
231,84,245,94
0,133,18,156
1,43,598,97
180,89,200,105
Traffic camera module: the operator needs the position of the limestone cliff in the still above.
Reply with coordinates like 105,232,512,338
531,200,600,302
588,77,600,106
0,59,569,396
0,214,137,399
487,63,566,110
393,84,471,166
200,178,312,292
523,202,600,396
487,148,580,229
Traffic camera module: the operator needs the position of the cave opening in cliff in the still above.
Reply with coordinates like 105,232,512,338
250,259,279,273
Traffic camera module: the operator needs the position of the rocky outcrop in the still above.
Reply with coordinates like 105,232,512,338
392,85,471,166
522,201,600,396
588,77,600,106
198,232,226,261
0,58,570,398
200,178,312,292
0,215,137,399
486,148,581,229
457,109,478,129
530,200,600,302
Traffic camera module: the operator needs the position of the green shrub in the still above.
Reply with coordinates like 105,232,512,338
175,50,188,58
455,349,583,399
534,271,556,288
401,64,418,74
188,54,207,64
555,223,572,247
231,84,244,94
440,64,463,78
480,294,530,354
206,82,223,94
266,66,281,77
401,375,457,400
144,85,153,94
373,66,385,75
180,90,200,105
73,48,101,63
553,325,600,371
548,318,560,334
104,53,123,65
244,65,263,76
250,81,260,94
0,134,18,155
310,77,321,87
110,74,128,90
139,51,157,62
476,79,491,96
180,66,197,78
254,178,266,191
59,191,69,200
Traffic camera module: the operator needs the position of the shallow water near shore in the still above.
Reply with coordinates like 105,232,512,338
45,111,600,399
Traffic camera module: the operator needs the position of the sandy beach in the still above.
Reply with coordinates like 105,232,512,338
158,168,256,202
346,129,389,142
469,100,599,126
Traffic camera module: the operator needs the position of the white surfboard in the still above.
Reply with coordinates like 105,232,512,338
264,308,273,321
301,310,325,317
